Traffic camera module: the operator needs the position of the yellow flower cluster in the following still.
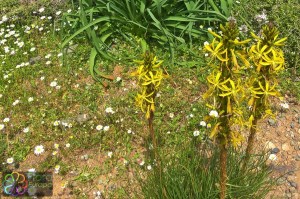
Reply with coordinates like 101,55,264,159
203,21,249,147
132,52,164,119
248,24,287,120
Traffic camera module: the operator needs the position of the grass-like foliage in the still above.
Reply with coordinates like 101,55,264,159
140,143,273,199
61,0,235,83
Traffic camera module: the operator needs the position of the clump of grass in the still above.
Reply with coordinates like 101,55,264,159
140,142,274,199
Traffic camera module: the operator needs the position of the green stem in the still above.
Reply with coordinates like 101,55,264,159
220,143,227,199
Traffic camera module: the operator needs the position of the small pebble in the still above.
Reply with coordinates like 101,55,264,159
290,122,295,129
271,148,280,154
268,119,276,126
289,181,297,188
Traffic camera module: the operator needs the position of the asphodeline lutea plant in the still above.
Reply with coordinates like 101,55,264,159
131,51,165,157
244,22,286,166
203,19,250,199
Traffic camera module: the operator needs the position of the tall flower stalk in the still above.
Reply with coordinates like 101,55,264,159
203,19,250,199
132,51,165,158
244,23,286,167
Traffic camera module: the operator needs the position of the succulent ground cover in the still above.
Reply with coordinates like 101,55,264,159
0,0,300,199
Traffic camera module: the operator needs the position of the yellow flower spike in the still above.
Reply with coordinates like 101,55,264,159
251,32,261,40
208,29,222,39
230,131,244,148
233,39,251,45
209,122,221,139
230,49,239,69
248,114,254,127
227,96,232,114
274,37,287,46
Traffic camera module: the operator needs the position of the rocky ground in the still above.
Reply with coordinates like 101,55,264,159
258,96,300,199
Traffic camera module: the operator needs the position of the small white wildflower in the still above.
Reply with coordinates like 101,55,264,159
280,102,289,109
209,110,219,118
40,76,45,81
116,77,122,82
204,41,209,46
96,125,103,131
54,165,60,173
67,9,72,13
13,99,20,106
189,114,194,118
50,81,57,87
269,154,277,161
23,127,29,133
7,157,14,164
52,151,58,156
40,16,46,20
28,97,34,102
28,168,36,172
127,129,132,134
38,7,45,13
139,160,145,166
53,120,60,126
56,11,62,16
169,113,174,118
205,53,209,57
34,145,45,155
3,118,10,123
207,27,212,31
103,126,110,131
54,143,59,149
48,16,52,20
166,131,171,134
55,85,61,90
105,107,115,114
193,130,200,137
200,121,207,127
45,54,51,59
57,52,63,57
147,165,152,170
46,60,51,65
0,124,4,130
108,151,113,158
65,143,70,148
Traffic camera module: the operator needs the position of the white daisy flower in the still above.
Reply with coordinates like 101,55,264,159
50,81,57,87
53,120,60,126
200,121,207,127
7,157,14,164
38,7,45,13
54,143,59,149
65,143,70,148
54,165,60,173
28,97,34,102
280,102,289,109
107,151,113,158
23,127,29,133
193,130,200,137
103,126,110,131
0,124,4,130
105,107,115,114
28,168,36,172
3,118,9,123
12,99,20,106
34,145,45,155
209,110,219,118
96,125,103,131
